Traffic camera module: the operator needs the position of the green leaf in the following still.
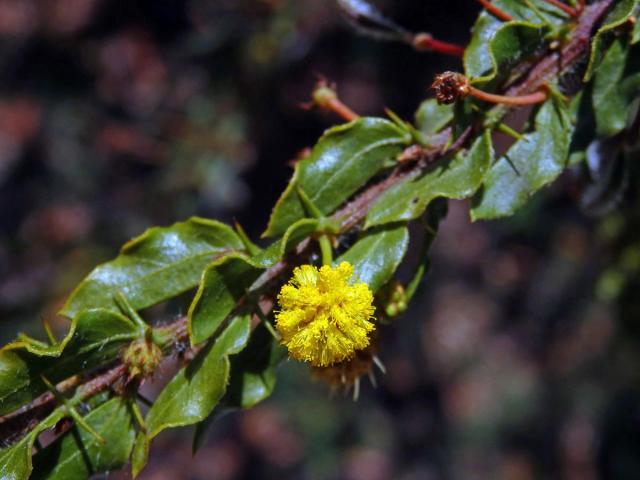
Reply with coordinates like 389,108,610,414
463,0,568,86
192,323,285,454
279,218,320,258
0,309,138,416
249,240,283,269
365,130,493,228
584,0,639,81
0,436,33,480
415,99,454,138
146,315,251,439
225,323,284,409
0,437,32,480
188,254,263,345
250,218,328,270
633,5,640,44
264,118,411,237
0,410,64,480
471,99,572,219
32,398,136,480
337,224,409,292
61,217,243,318
593,40,640,137
131,432,149,478
465,18,549,87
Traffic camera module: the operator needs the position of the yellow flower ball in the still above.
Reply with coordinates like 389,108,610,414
275,261,376,367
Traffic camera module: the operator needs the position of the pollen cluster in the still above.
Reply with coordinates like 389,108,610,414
275,261,376,367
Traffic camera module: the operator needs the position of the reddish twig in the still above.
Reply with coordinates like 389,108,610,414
468,85,548,105
475,0,514,21
412,33,465,57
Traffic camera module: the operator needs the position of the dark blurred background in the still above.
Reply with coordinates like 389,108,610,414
1,1,639,479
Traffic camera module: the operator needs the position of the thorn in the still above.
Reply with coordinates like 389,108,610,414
41,375,105,444
42,318,57,345
234,221,262,256
262,318,281,341
114,291,148,332
254,306,281,341
495,122,526,141
296,186,324,219
68,407,106,444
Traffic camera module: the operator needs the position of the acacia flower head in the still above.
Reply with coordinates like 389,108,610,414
275,261,376,367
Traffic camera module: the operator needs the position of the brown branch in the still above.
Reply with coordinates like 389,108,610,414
0,0,617,446
505,0,615,98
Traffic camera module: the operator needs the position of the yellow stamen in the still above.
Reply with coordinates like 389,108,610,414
275,262,376,367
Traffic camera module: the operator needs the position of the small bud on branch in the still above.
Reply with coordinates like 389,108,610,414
432,71,548,106
412,33,465,58
304,79,360,122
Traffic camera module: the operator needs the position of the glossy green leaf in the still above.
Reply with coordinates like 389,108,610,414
192,323,284,454
0,309,138,416
466,21,548,87
365,130,493,228
264,118,411,237
249,240,283,269
32,398,136,480
225,323,284,409
0,410,64,480
188,254,263,345
593,40,640,137
131,432,149,478
146,315,251,438
471,99,571,219
415,99,454,137
337,224,409,292
0,437,31,480
463,0,570,86
280,218,319,258
249,218,325,270
61,217,243,318
584,0,638,81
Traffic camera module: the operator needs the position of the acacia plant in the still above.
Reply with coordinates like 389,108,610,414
1,0,639,477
